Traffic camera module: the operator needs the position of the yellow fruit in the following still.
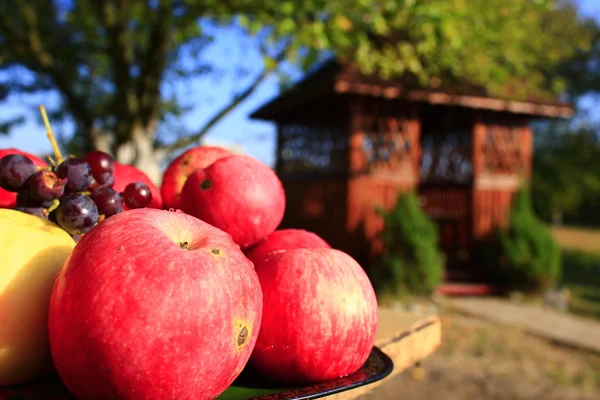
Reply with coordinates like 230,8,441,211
0,209,75,386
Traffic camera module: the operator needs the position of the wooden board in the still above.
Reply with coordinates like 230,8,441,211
326,309,442,399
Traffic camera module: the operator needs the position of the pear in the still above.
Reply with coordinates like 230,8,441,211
0,209,75,386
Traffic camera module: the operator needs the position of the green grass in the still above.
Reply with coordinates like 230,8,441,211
550,226,600,319
552,226,600,256
560,250,600,320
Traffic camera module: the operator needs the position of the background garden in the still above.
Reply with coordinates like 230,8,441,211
2,1,600,397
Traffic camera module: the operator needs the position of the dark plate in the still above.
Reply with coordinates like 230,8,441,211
0,347,393,400
217,346,393,400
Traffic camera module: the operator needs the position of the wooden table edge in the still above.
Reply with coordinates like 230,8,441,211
325,314,442,400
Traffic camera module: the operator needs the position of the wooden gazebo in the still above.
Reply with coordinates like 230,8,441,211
250,60,573,282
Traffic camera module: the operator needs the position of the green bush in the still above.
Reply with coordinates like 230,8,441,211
495,185,562,292
370,191,445,297
561,250,600,289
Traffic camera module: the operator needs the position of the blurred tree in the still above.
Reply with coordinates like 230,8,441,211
532,120,600,224
0,0,596,182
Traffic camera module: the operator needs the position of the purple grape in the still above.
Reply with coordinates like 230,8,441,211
0,154,37,192
16,190,52,208
56,158,93,193
27,170,66,202
123,182,152,209
90,187,122,217
55,193,99,235
89,174,115,191
14,206,48,219
82,150,114,184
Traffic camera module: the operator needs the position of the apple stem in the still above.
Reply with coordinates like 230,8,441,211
40,105,64,165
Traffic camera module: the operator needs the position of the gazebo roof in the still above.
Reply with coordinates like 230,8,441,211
250,60,574,121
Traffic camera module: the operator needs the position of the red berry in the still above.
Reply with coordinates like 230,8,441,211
123,182,152,209
83,151,115,184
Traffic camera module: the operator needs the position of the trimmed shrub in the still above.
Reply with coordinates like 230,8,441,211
370,191,445,297
493,185,562,292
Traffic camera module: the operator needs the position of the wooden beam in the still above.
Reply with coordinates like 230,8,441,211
406,104,421,183
334,80,574,119
474,174,521,190
521,125,533,181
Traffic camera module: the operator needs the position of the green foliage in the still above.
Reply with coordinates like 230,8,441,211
0,0,596,160
495,186,562,292
558,23,600,99
0,0,214,153
564,197,600,228
532,120,600,223
562,250,600,288
371,191,445,297
228,0,596,100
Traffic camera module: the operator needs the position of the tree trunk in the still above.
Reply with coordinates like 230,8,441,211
115,123,164,186
552,208,563,226
91,127,113,154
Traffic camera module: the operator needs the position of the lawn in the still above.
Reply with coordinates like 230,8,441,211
552,226,600,320
552,226,600,255
560,251,600,319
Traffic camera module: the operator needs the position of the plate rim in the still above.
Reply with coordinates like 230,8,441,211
247,346,394,400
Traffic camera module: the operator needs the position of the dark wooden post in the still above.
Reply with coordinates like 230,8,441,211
472,113,487,239
274,123,284,172
406,104,421,186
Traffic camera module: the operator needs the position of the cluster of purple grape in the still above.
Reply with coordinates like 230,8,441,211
0,150,152,239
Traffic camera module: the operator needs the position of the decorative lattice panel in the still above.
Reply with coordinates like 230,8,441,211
481,125,524,175
360,116,412,173
420,129,473,184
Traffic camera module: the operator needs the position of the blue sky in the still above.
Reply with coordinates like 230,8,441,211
2,0,600,168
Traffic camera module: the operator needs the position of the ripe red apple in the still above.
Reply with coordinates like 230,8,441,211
0,148,47,208
161,146,232,210
250,248,378,385
180,155,285,249
48,208,262,400
112,162,163,209
244,229,331,266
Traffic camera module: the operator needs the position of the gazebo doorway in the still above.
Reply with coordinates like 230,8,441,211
418,105,474,276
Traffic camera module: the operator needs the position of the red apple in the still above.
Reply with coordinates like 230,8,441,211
112,162,163,209
48,208,262,400
180,155,285,249
161,146,232,210
250,248,378,385
244,229,331,266
0,148,47,208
